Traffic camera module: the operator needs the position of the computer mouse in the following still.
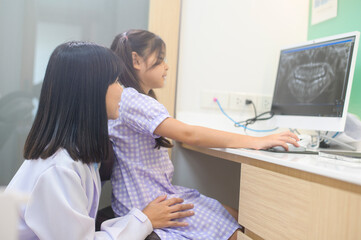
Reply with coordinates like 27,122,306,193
297,134,311,147
271,134,311,152
271,143,306,152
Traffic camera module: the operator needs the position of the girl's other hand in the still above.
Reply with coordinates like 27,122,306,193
142,195,195,229
254,131,300,150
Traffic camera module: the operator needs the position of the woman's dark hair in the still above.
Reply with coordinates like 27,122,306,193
24,41,122,163
110,29,173,149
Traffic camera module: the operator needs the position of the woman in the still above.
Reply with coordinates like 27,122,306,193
5,41,194,240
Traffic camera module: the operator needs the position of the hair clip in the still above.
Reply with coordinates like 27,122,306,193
67,41,93,47
122,33,128,41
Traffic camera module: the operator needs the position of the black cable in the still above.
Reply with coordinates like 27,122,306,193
246,99,257,117
234,99,274,132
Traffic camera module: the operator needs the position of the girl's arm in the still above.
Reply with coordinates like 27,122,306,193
154,118,299,150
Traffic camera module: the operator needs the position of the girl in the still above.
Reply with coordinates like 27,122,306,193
5,41,194,240
109,30,299,240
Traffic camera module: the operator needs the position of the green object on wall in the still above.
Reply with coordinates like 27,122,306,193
308,0,361,118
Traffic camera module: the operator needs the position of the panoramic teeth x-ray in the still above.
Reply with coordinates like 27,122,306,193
278,43,351,104
289,62,334,103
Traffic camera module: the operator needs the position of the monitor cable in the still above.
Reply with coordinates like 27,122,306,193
234,99,275,133
318,131,356,151
214,98,278,133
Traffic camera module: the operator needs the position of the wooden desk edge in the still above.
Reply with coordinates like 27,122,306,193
180,143,361,194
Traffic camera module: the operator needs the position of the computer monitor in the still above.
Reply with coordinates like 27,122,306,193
271,31,360,132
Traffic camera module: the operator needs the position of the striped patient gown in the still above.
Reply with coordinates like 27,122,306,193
108,87,240,239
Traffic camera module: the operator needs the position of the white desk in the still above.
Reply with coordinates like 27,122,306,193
181,144,361,240
225,148,361,186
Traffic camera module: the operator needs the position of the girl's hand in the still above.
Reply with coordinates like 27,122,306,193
253,131,300,150
142,195,195,229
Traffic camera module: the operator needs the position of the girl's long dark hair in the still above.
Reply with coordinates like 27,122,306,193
110,30,173,149
24,41,122,163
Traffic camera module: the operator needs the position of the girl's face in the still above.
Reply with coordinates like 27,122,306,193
134,52,169,94
106,80,122,119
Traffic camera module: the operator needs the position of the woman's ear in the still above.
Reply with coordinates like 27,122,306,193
132,52,142,70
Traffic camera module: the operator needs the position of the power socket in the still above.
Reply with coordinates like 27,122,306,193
229,93,258,112
259,96,273,112
244,96,258,112
200,90,229,109
229,93,247,110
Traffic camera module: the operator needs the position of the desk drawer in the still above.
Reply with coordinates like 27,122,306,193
238,164,361,240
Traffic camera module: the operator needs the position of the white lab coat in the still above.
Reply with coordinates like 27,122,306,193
5,149,153,240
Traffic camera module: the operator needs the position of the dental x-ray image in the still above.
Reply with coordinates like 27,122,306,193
272,39,355,117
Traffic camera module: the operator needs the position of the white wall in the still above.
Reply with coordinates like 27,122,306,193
176,0,309,115
172,0,310,209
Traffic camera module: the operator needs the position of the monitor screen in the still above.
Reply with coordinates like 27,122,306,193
271,31,359,131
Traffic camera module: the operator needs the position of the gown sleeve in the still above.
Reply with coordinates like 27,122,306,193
120,88,170,138
24,165,153,240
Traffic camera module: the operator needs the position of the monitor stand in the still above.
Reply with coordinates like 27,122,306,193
317,132,357,152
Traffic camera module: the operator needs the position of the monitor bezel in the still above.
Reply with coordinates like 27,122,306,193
270,31,360,132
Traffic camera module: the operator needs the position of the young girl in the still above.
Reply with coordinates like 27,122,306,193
5,41,194,240
109,30,299,240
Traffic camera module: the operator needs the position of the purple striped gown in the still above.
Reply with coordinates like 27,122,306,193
108,88,240,239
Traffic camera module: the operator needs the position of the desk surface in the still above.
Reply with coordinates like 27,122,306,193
182,144,361,186
181,143,361,240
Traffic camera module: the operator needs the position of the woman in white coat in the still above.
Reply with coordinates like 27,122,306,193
5,41,194,240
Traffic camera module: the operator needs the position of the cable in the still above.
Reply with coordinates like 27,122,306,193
289,128,301,135
234,100,275,132
318,131,341,148
332,132,339,138
214,98,278,133
248,100,257,118
234,100,256,131
321,134,356,151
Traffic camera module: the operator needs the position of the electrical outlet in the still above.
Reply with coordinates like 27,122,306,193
200,90,229,109
229,93,247,110
245,95,258,113
259,96,273,112
229,93,258,112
